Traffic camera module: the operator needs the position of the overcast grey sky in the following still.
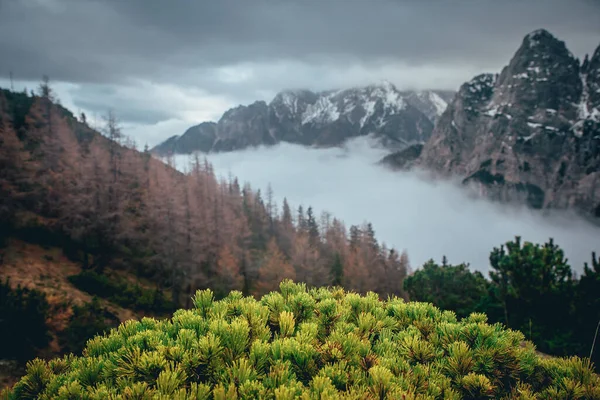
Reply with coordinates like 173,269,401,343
1,0,599,145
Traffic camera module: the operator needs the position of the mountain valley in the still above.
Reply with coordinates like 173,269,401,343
155,29,600,219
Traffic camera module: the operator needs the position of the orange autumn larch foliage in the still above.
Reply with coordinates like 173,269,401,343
0,87,411,307
255,239,296,296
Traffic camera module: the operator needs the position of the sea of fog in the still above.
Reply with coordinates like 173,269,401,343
172,137,600,274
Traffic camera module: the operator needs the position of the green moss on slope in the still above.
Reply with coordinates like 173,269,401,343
4,281,600,399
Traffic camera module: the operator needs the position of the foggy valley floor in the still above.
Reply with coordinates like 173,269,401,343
174,136,600,273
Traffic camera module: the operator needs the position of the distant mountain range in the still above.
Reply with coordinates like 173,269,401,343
382,29,600,218
153,28,600,218
151,85,454,155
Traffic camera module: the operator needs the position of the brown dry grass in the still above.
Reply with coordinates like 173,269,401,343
0,239,139,328
1,239,92,306
0,239,148,390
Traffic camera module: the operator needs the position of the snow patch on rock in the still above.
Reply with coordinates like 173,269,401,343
360,100,377,128
300,82,408,128
428,92,448,117
281,92,300,115
302,94,341,124
576,74,599,121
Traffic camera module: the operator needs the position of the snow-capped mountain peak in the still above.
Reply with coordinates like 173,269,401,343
301,94,341,124
153,83,452,155
365,81,407,111
399,90,455,122
300,82,408,127
280,92,300,115
417,91,448,117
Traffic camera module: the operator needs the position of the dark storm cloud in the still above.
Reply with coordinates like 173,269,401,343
1,0,599,85
1,0,598,139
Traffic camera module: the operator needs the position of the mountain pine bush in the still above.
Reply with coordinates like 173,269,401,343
4,281,599,399
0,279,50,362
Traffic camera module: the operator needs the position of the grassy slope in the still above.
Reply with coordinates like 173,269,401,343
0,238,160,389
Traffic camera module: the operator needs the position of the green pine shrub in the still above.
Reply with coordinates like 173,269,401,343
5,281,600,399
0,279,50,362
59,297,121,355
67,270,174,313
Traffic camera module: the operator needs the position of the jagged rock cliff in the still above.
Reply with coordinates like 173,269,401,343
212,101,273,152
400,90,455,122
384,30,600,217
155,122,217,154
152,84,452,155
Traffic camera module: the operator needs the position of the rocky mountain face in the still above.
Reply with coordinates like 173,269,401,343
152,84,452,155
383,30,600,217
213,101,273,152
400,90,455,122
154,122,217,154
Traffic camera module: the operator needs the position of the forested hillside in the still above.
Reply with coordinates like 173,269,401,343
0,82,409,384
0,82,409,299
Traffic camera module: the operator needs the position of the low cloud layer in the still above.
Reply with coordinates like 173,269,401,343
173,138,600,274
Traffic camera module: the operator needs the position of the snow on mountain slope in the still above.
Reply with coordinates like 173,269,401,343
428,91,449,116
409,29,600,218
301,92,342,124
301,82,408,128
401,90,453,122
153,83,452,155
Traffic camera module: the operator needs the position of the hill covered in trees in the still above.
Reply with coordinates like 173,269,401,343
0,82,409,383
0,83,409,301
5,282,600,399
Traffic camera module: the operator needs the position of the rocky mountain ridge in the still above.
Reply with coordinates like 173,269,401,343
152,84,453,155
383,29,600,217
